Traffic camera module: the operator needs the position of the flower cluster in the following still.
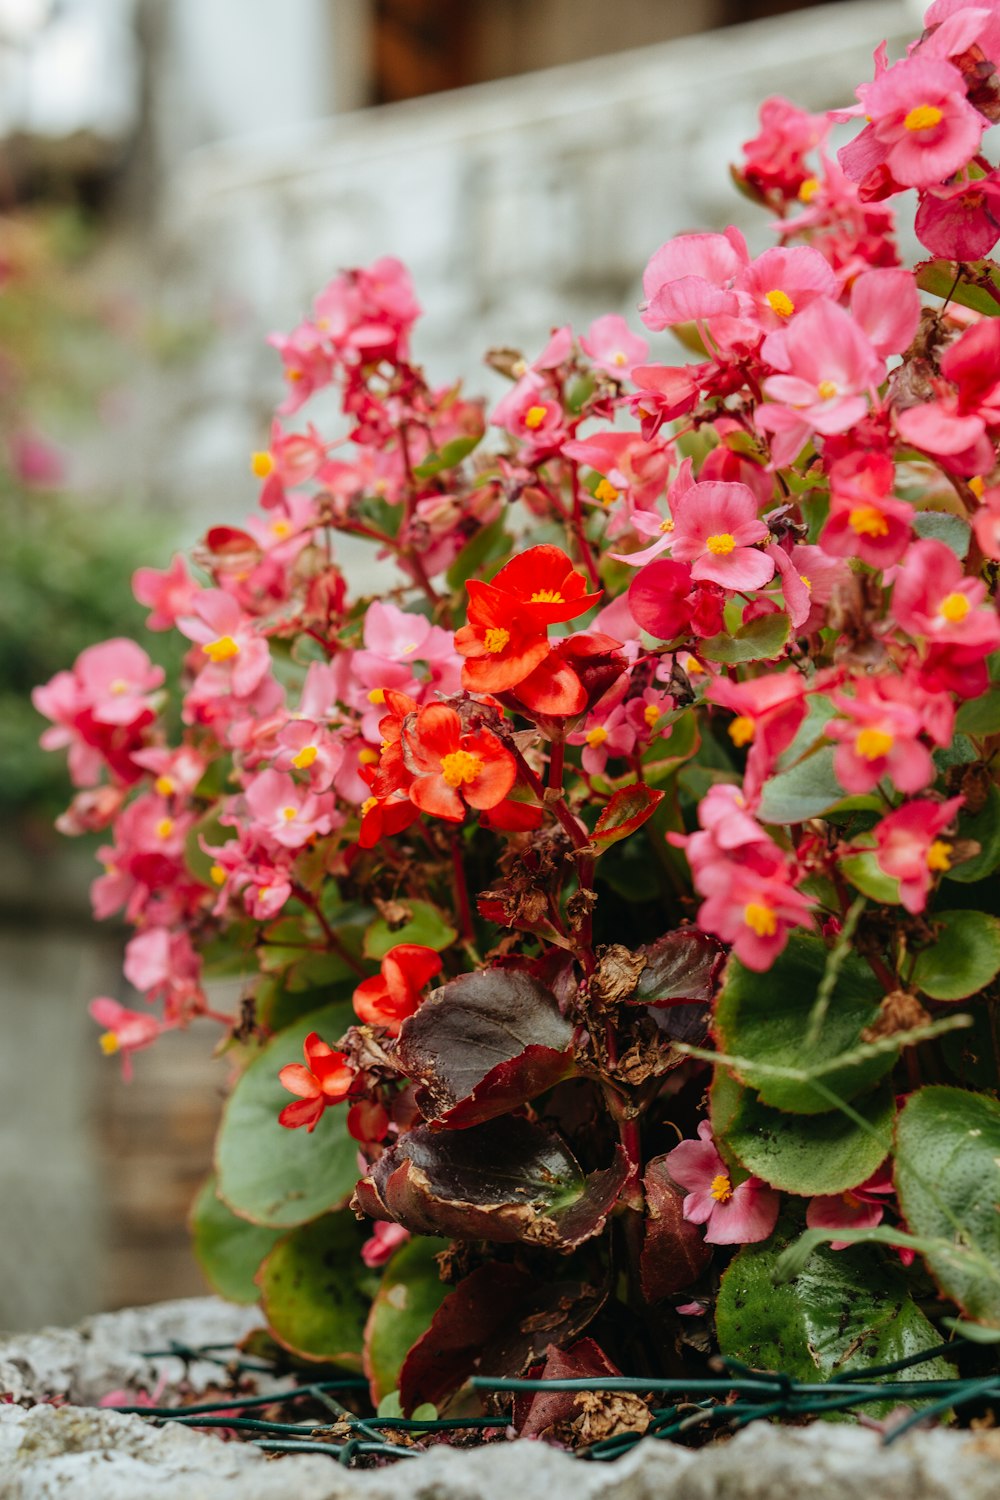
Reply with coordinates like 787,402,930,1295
35,0,1000,1434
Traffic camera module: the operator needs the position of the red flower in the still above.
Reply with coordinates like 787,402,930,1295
278,1033,355,1131
353,943,443,1034
402,702,516,822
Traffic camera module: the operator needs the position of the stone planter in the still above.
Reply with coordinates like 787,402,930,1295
2,1297,1000,1498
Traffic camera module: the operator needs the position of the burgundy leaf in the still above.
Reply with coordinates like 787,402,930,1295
624,928,725,1007
589,784,665,853
398,1265,604,1414
639,1154,711,1303
353,1118,628,1250
396,968,575,1128
512,1338,621,1438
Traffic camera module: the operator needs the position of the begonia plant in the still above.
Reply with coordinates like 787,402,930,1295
35,0,1000,1437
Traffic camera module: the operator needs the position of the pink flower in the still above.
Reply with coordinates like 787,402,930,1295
740,95,830,202
627,559,726,642
872,794,965,913
133,556,198,631
828,677,946,796
665,1121,780,1245
839,53,986,191
805,1160,895,1248
695,850,815,970
88,998,163,1080
819,453,913,568
761,299,884,448
707,673,809,806
10,430,64,488
915,172,1000,260
736,245,839,332
274,720,345,792
579,314,648,378
74,640,165,728
891,537,1000,650
242,768,336,849
641,228,750,329
177,590,272,700
361,1222,410,1269
491,373,566,451
668,480,773,591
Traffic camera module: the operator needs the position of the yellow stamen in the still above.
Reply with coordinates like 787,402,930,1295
659,517,675,533
524,404,548,430
203,635,240,663
209,864,227,886
484,626,511,654
99,1032,120,1056
729,715,756,748
270,519,292,539
109,678,129,696
765,288,795,318
744,902,778,938
154,775,175,798
281,806,298,821
292,745,318,770
798,176,820,202
926,840,953,872
848,505,889,538
361,796,379,817
586,726,609,748
155,818,174,840
817,380,839,401
368,687,386,705
710,1173,733,1203
530,588,565,604
612,350,628,367
855,727,894,761
595,477,620,507
969,475,986,500
800,575,813,590
358,747,380,765
440,749,483,788
644,702,661,730
706,533,736,555
251,450,274,478
938,591,970,624
904,104,944,132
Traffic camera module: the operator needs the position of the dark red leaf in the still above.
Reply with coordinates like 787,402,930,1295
624,928,725,1007
639,1154,711,1303
395,968,575,1128
512,1338,621,1437
589,784,664,853
398,1266,604,1415
353,1118,628,1250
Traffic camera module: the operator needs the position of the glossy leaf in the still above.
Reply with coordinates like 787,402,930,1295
190,1174,283,1304
215,1002,359,1228
839,842,901,905
355,1119,627,1250
364,1236,449,1404
699,611,790,665
915,257,1000,318
640,1155,712,1302
257,1212,370,1366
713,931,890,1114
399,1264,603,1415
588,784,665,853
718,1230,956,1398
413,434,480,478
911,910,1000,1000
711,1071,895,1196
912,508,970,558
363,899,457,961
758,745,879,825
625,928,724,1007
396,968,574,1128
946,783,1000,883
895,1087,1000,1325
956,689,1000,738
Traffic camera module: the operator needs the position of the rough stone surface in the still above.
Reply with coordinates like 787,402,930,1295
3,1297,1000,1499
0,1296,263,1405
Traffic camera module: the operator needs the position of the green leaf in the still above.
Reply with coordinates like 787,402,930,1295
257,1211,370,1366
363,1236,449,1404
699,612,790,665
363,899,458,961
896,1086,1000,1324
946,783,1000,884
912,910,1000,999
718,1230,957,1398
215,1002,359,1228
713,1072,895,1196
956,689,1000,738
839,845,901,905
445,517,510,591
713,930,890,1114
758,744,878,825
915,257,1000,318
190,1174,283,1304
414,434,480,479
588,784,664,853
912,509,970,559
